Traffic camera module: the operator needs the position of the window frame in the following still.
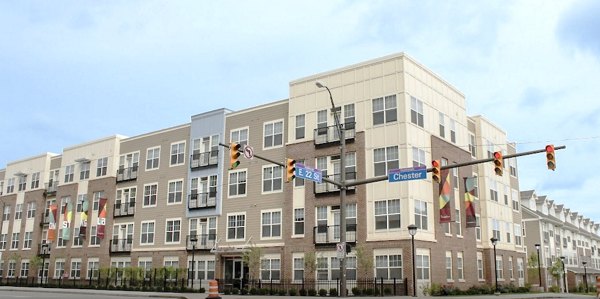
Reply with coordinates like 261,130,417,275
263,119,284,149
170,141,186,167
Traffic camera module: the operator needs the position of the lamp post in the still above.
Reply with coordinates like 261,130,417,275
316,81,348,297
190,236,198,290
490,237,499,294
408,224,418,297
559,256,566,293
535,243,542,290
582,261,588,293
41,242,50,285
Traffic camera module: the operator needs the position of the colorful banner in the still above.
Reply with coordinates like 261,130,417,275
79,198,89,238
439,169,452,223
97,197,107,239
62,201,73,241
464,177,477,228
47,204,58,241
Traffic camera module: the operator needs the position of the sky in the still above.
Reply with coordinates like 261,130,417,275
1,1,599,221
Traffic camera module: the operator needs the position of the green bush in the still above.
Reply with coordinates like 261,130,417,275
199,287,205,293
240,288,248,295
269,288,278,295
223,288,231,295
249,287,259,295
318,288,327,296
384,287,392,295
329,288,338,296
307,288,317,296
232,288,240,294
363,288,374,296
299,288,307,296
288,288,297,296
351,287,361,296
549,285,560,293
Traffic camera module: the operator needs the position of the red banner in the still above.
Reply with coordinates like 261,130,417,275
439,169,452,223
97,198,107,239
464,177,477,227
47,204,58,241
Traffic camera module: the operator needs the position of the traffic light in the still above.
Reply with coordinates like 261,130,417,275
229,143,241,169
493,151,503,176
286,158,296,182
432,160,441,183
546,144,556,171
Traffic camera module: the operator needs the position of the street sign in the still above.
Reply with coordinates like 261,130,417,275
336,242,346,258
388,166,427,182
295,164,323,183
243,145,254,159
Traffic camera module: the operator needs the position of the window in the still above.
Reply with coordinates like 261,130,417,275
11,232,19,249
375,199,401,230
8,260,16,278
374,146,399,176
170,142,186,166
262,165,283,193
295,114,305,139
195,260,215,281
18,175,27,191
96,157,108,177
260,258,281,281
457,252,464,280
439,112,445,138
14,203,22,220
57,229,67,247
20,261,29,278
476,215,481,241
492,219,501,241
449,119,456,143
168,180,183,204
372,95,397,125
414,200,428,230
412,147,426,168
496,257,504,279
54,260,65,278
87,260,99,279
71,260,81,279
3,205,10,221
231,127,249,147
0,234,7,250
23,231,32,249
506,222,512,243
264,120,283,148
416,253,430,280
6,178,14,193
509,157,517,177
227,214,245,240
469,134,476,157
26,202,36,219
294,208,304,235
455,209,462,236
261,210,281,238
410,96,424,127
138,259,153,279
228,170,247,197
146,147,160,170
515,224,522,246
316,110,327,135
165,219,181,243
0,261,3,277
31,172,40,189
477,252,484,280
445,251,453,280
80,162,90,180
90,226,100,246
143,184,158,207
508,257,514,279
293,257,304,281
512,189,520,211
64,165,74,183
489,179,498,202
141,221,155,245
517,258,524,279
376,254,402,279
92,191,104,211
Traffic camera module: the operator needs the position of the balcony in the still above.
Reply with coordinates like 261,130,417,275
314,122,355,146
37,243,51,257
314,172,356,195
110,238,132,254
313,224,357,245
188,192,217,210
186,234,217,251
190,150,219,170
114,201,135,217
45,181,59,196
39,210,51,227
116,166,138,182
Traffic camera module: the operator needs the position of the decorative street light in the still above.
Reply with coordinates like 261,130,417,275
490,237,499,294
316,80,348,297
190,236,198,290
535,243,542,290
408,224,418,297
559,256,566,293
582,261,588,293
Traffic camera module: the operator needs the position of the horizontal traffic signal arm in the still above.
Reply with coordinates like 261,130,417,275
345,145,566,188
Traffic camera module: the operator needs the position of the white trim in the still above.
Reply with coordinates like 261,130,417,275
169,140,186,167
261,164,283,195
227,169,248,198
262,119,285,151
166,178,184,206
164,218,182,245
140,220,156,246
145,146,161,172
142,182,159,208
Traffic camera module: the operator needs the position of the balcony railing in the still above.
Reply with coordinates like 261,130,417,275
190,150,219,170
188,192,217,210
186,234,217,251
114,201,135,217
314,172,357,194
37,243,51,257
313,224,357,245
314,122,355,146
116,166,138,182
45,181,59,196
39,210,52,227
110,238,132,253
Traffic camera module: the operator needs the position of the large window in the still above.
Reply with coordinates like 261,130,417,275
11,232,19,249
414,200,428,230
14,203,22,220
372,95,397,125
146,147,160,170
20,261,29,278
412,147,426,168
375,199,401,230
31,172,40,189
54,260,65,278
143,183,158,207
496,257,504,279
293,257,304,281
294,208,304,235
18,175,27,191
374,146,399,176
87,260,100,279
231,127,249,147
141,221,155,245
416,253,430,280
410,96,424,127
295,114,305,139
260,258,281,281
90,226,100,246
455,209,462,236
23,231,32,249
165,219,181,243
261,210,281,239
375,254,402,279
228,170,247,197
515,224,522,246
64,165,74,183
0,234,6,250
450,119,456,143
80,162,90,180
3,205,10,221
71,260,81,279
264,120,283,148
262,165,283,193
6,178,14,193
72,228,83,247
227,214,245,240
517,258,524,279
170,142,186,166
445,251,453,280
168,180,183,204
439,112,446,138
96,157,108,177
457,252,464,280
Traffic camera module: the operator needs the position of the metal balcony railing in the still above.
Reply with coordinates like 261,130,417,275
37,243,51,257
190,150,219,170
45,181,59,196
113,201,135,217
110,238,133,253
314,172,356,194
39,210,52,227
313,122,355,146
116,166,138,182
313,224,357,244
188,192,217,210
186,234,217,251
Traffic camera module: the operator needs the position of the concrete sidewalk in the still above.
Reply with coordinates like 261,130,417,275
0,286,596,298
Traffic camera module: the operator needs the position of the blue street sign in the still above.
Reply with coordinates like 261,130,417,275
388,166,427,182
295,164,323,183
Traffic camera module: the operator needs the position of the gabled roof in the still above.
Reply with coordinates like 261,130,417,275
520,190,535,199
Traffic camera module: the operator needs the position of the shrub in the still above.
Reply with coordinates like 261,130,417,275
289,288,297,296
351,287,361,296
384,287,392,295
241,288,248,295
307,288,317,296
299,288,307,296
199,287,205,293
319,288,327,296
329,288,338,296
269,288,278,295
223,288,231,295
549,285,560,293
232,288,240,294
363,288,374,296
259,288,269,295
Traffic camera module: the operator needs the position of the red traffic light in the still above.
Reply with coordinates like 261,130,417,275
545,144,556,171
432,160,441,183
493,151,503,176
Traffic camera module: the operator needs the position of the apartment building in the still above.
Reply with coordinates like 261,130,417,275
521,190,600,292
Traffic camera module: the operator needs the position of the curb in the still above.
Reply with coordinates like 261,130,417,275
0,286,188,299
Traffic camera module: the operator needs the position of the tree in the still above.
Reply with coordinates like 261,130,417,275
30,255,44,277
242,246,262,282
354,243,373,279
304,251,317,279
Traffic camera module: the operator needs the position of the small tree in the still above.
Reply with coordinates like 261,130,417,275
304,251,317,279
242,246,262,282
354,244,373,279
527,252,539,269
30,255,44,277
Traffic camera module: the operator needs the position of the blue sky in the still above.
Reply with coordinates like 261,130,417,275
1,1,599,220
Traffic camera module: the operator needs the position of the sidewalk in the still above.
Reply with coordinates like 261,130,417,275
0,286,596,299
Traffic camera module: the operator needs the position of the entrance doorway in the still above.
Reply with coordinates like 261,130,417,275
223,258,248,289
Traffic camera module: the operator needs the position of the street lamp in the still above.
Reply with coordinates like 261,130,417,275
316,80,348,297
559,256,566,293
190,236,198,290
408,224,418,297
41,242,50,285
490,237,499,294
582,261,588,293
534,243,542,290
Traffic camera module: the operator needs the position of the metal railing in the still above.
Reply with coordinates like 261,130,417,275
186,234,217,251
190,150,219,169
116,166,138,182
37,243,51,256
314,122,355,145
45,181,59,195
110,238,133,253
314,172,356,194
114,201,136,217
188,192,217,210
313,224,357,244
